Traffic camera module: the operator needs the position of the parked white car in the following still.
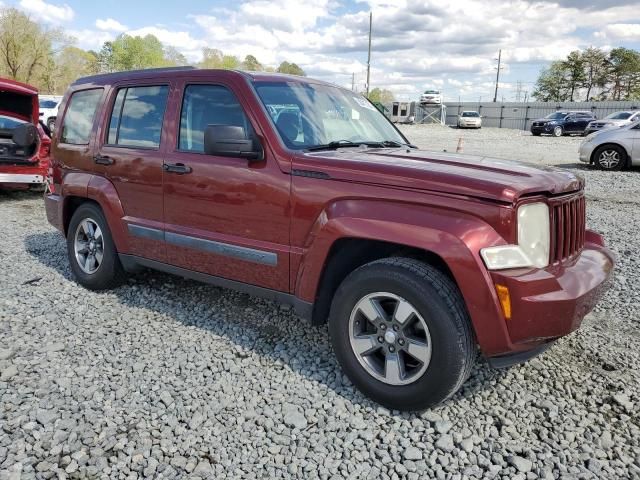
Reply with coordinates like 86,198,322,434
419,90,442,105
579,120,640,170
38,95,63,132
457,111,482,129
585,110,640,136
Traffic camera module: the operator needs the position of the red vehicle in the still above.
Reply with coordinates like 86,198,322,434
0,78,51,189
44,68,614,410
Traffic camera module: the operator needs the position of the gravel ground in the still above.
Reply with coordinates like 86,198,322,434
1,125,639,479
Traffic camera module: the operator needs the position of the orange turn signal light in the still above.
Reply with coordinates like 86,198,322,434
495,284,512,320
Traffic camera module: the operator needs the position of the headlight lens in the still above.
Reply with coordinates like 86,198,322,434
481,203,550,270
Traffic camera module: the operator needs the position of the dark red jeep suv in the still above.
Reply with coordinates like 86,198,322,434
44,67,614,410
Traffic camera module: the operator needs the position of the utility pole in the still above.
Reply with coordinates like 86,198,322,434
366,11,372,97
351,72,355,91
493,49,502,103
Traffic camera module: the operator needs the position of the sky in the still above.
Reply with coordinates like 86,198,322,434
5,0,640,101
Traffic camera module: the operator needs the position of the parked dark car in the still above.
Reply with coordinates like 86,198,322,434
45,67,614,411
531,111,596,137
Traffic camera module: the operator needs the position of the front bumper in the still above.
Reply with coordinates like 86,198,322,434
531,124,554,134
579,142,596,163
487,232,614,358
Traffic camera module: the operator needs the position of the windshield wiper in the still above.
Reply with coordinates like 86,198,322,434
306,139,416,152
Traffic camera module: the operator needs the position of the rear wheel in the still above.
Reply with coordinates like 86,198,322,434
594,145,626,171
67,203,126,290
328,257,476,411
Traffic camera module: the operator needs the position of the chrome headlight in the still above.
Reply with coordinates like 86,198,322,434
481,203,550,270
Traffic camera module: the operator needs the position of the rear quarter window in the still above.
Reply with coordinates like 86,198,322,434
59,89,103,145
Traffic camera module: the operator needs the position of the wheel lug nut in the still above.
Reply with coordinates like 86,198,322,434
389,346,395,352
380,324,386,330
393,325,399,331
378,336,384,343
398,339,405,346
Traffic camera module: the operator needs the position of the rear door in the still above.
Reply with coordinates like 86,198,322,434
93,82,172,262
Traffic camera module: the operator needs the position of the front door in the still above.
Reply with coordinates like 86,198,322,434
162,80,291,292
94,83,171,262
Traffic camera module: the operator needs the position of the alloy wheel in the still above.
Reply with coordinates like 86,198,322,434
74,218,104,274
598,149,620,169
348,292,432,386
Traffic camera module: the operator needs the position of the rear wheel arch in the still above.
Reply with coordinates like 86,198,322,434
63,196,99,236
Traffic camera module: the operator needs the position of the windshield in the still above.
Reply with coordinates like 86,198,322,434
605,112,633,120
423,90,440,95
0,114,27,129
461,112,479,117
545,112,568,120
255,82,406,150
39,99,58,109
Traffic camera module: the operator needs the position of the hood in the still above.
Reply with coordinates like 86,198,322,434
293,148,583,203
0,78,39,124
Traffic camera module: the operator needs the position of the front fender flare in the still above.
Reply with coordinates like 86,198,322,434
295,200,512,356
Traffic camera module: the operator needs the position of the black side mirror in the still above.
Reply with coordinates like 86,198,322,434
12,123,38,147
204,125,263,161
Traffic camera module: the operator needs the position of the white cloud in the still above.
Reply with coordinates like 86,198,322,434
595,24,640,41
18,0,74,23
95,18,128,32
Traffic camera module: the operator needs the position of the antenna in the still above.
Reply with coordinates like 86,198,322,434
366,11,372,97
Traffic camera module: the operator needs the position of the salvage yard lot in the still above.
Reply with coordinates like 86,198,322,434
1,125,639,479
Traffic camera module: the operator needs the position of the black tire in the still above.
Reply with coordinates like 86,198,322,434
328,257,476,411
47,118,56,132
552,125,563,137
67,203,126,290
593,144,626,171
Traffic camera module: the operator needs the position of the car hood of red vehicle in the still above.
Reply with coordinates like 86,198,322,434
294,148,584,203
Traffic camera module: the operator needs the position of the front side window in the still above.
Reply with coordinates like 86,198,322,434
60,89,103,145
546,112,568,120
107,85,169,148
255,82,406,149
179,85,252,153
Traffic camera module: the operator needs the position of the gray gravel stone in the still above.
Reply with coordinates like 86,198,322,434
403,446,422,461
436,435,455,453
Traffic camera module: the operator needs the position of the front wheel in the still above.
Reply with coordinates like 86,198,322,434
552,126,563,137
67,203,126,290
594,145,626,170
328,257,476,411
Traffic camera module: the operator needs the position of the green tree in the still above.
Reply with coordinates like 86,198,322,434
221,55,239,69
199,47,223,68
0,8,66,85
561,50,586,101
368,87,395,103
581,47,608,101
108,34,166,71
242,54,262,71
606,47,640,100
276,61,305,76
163,46,188,66
533,61,570,102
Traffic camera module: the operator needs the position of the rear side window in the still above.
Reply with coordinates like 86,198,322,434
179,85,251,153
60,89,103,145
107,85,169,148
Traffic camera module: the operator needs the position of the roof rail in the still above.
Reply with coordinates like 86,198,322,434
73,66,197,85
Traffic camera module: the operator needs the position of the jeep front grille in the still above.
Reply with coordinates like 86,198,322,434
549,194,586,263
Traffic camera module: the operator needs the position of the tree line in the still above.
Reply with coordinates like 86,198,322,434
0,7,306,94
534,47,640,102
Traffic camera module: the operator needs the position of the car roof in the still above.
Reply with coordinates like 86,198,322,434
72,67,337,89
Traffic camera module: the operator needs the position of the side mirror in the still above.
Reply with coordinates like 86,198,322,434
204,125,263,161
12,123,38,147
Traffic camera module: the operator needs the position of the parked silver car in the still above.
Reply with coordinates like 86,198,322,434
585,110,640,136
457,111,482,129
579,120,640,170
